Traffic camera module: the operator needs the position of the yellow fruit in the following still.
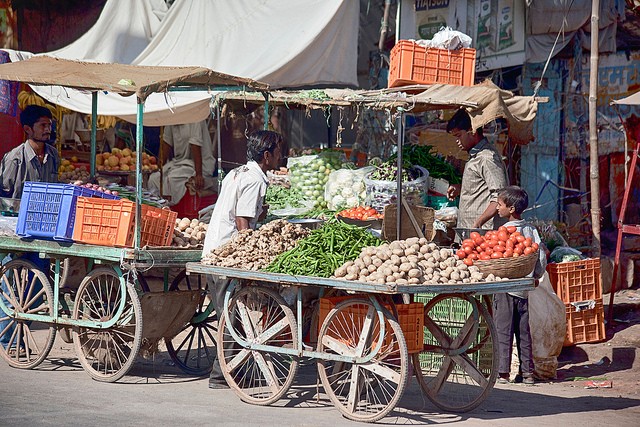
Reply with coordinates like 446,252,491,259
111,148,121,155
107,156,119,167
71,156,78,162
120,164,130,172
121,148,132,157
96,155,104,166
61,159,71,166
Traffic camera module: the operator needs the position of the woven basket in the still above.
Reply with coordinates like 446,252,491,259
474,251,538,279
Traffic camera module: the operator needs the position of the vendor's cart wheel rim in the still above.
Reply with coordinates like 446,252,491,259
165,270,216,376
217,286,298,405
49,257,70,288
71,267,142,382
317,299,408,423
412,294,498,412
0,259,56,369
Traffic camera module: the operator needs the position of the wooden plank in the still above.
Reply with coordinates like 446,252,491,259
186,263,535,295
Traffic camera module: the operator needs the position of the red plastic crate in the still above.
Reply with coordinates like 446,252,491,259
388,40,476,88
72,197,135,247
172,191,217,219
564,299,606,346
547,258,602,304
318,296,424,354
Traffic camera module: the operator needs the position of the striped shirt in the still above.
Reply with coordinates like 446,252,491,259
457,138,508,229
0,141,59,199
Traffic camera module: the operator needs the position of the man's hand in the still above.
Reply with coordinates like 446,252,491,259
194,174,204,191
447,184,461,201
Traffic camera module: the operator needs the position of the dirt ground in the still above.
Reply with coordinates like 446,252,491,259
550,288,640,397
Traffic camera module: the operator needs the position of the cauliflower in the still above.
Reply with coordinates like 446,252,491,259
330,194,346,209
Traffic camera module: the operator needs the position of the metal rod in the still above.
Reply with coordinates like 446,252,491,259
134,99,144,250
396,111,404,239
90,92,97,177
263,91,270,130
589,0,601,260
216,100,222,193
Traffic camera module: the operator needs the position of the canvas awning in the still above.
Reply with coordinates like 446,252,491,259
612,90,640,106
0,56,268,101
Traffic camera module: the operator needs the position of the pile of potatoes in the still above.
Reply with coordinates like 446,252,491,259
202,219,309,271
172,217,208,247
334,237,503,286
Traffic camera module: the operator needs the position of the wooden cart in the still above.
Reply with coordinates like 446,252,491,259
186,263,534,422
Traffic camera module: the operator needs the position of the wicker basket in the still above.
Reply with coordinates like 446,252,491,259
474,251,538,279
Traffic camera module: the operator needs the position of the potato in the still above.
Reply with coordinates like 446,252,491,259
399,262,412,272
367,264,377,273
408,268,421,278
335,266,347,277
396,278,408,285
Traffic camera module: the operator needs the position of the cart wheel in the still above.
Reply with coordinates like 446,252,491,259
217,285,298,405
317,298,408,423
0,259,56,369
71,267,142,382
49,257,70,288
412,294,498,412
165,270,216,376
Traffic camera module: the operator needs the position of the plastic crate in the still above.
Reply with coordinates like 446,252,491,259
318,296,424,354
16,182,119,241
140,204,178,247
547,258,602,304
564,299,606,346
72,197,136,247
388,40,476,88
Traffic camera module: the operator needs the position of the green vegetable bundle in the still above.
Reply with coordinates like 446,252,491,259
369,159,414,182
264,220,382,277
266,185,305,211
391,145,462,184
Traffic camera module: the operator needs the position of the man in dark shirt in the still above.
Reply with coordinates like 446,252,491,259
0,104,59,198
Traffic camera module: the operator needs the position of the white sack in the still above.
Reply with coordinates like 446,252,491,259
528,272,566,379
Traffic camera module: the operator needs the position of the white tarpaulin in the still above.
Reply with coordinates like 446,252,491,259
49,0,167,64
613,91,640,105
3,0,358,125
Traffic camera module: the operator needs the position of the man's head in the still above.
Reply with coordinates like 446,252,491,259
246,130,283,170
446,109,483,152
20,105,53,144
497,186,529,218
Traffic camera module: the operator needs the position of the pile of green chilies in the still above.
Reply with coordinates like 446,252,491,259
264,220,381,277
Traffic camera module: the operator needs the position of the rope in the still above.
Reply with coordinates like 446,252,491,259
533,0,576,98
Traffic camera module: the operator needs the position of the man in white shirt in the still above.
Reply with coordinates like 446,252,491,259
148,119,217,205
201,130,283,389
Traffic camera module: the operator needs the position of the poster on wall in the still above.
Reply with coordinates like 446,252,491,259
414,0,461,40
470,0,525,71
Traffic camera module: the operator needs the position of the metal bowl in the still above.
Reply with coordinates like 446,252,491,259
287,218,324,230
0,197,20,213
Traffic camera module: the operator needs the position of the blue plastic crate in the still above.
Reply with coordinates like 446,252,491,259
16,182,119,241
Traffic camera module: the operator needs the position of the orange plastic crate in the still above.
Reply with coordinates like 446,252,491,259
318,296,424,354
72,197,135,247
547,258,602,304
73,198,177,248
140,205,177,247
388,40,476,88
564,299,606,346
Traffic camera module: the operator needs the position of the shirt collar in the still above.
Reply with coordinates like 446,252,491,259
24,141,38,162
247,160,268,184
468,137,489,158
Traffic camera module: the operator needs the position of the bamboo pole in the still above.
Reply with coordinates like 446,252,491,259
589,0,601,258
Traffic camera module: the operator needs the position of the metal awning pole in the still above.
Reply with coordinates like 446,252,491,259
589,0,601,259
134,98,144,250
216,100,222,193
90,92,97,178
263,91,270,130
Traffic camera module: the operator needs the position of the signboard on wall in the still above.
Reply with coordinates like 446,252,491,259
415,0,456,40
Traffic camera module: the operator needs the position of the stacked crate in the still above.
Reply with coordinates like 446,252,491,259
547,259,606,346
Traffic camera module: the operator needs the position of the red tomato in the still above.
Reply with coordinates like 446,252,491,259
469,253,479,260
479,253,491,260
470,231,481,240
516,235,526,243
462,238,475,247
480,242,488,251
506,225,517,234
456,249,467,259
463,245,474,255
498,226,507,233
504,249,514,257
491,252,502,259
524,237,533,248
532,242,539,251
473,237,485,246
524,246,534,255
497,231,509,241
463,258,474,266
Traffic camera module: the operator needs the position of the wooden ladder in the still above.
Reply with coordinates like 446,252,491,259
608,141,640,323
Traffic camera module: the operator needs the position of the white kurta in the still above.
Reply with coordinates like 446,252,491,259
202,161,268,255
148,120,216,204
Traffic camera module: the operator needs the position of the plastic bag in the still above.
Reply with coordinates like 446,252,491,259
415,27,472,50
364,166,429,213
0,216,18,236
288,152,345,208
528,272,566,379
550,246,585,263
434,206,458,227
324,166,374,210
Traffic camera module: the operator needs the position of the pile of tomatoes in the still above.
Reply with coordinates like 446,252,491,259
337,206,383,220
456,226,539,266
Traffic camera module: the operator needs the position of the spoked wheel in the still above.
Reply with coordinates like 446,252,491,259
317,298,409,423
49,257,70,288
165,270,216,376
71,267,142,382
0,259,56,369
412,294,498,412
217,285,298,405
